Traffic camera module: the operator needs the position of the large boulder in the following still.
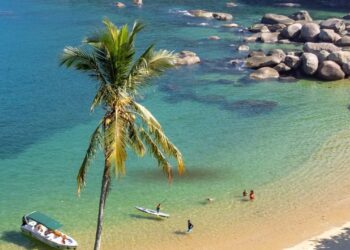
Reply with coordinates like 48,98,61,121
327,51,350,65
249,23,268,33
343,13,350,20
300,23,320,42
336,36,350,46
238,45,250,51
284,55,301,69
320,18,345,33
342,62,350,75
281,23,302,40
319,29,341,43
301,53,319,75
317,61,345,80
261,13,295,25
175,51,200,65
250,67,279,80
245,55,282,68
261,32,280,43
303,42,341,53
289,10,313,22
266,24,286,32
315,50,330,63
274,63,291,73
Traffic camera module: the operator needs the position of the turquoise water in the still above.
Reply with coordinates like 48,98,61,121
1,0,350,249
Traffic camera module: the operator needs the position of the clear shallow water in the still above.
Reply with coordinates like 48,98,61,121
1,0,350,249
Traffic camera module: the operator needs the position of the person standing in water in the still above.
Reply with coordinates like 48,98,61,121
156,203,161,213
187,220,194,233
249,190,255,200
243,190,247,197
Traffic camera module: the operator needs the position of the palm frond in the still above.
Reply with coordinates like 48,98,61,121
127,122,145,156
104,106,128,177
77,122,103,194
139,129,173,180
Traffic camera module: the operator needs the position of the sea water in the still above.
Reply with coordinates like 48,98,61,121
0,0,349,249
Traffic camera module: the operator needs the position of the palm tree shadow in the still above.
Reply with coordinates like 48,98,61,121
314,227,350,249
129,214,164,221
1,231,56,250
174,230,187,235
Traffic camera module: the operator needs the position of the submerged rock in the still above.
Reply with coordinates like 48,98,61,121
225,99,278,115
175,51,200,65
115,2,126,8
188,10,233,21
208,36,220,40
222,23,239,28
238,45,250,51
250,67,280,80
226,2,237,7
274,3,301,7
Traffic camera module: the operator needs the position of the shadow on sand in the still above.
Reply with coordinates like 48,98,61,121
174,230,188,236
1,231,56,250
129,214,163,221
314,227,350,250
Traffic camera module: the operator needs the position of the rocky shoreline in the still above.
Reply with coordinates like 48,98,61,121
239,10,350,81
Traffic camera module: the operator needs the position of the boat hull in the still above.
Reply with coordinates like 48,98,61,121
21,225,78,249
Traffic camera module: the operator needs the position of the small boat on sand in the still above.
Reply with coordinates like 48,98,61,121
135,206,170,218
21,211,78,249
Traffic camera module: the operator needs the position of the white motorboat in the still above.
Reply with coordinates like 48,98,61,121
21,211,78,249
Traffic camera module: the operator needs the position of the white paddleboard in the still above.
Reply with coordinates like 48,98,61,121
135,206,170,218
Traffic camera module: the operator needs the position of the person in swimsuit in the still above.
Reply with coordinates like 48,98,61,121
249,190,255,200
156,203,161,213
187,220,194,232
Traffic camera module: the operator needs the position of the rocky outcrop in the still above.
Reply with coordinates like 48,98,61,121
245,55,282,68
284,55,301,69
317,61,345,80
327,51,350,65
303,42,341,53
249,67,279,80
261,13,295,25
281,23,302,40
320,18,345,33
261,32,280,43
336,36,350,47
175,51,200,65
319,29,341,43
300,23,320,42
301,53,319,75
289,10,312,22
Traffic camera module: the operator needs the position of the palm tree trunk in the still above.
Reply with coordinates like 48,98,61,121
94,167,110,250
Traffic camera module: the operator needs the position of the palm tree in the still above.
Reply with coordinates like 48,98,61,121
60,19,184,250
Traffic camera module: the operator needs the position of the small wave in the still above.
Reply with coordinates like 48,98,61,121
186,22,209,27
168,8,194,17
